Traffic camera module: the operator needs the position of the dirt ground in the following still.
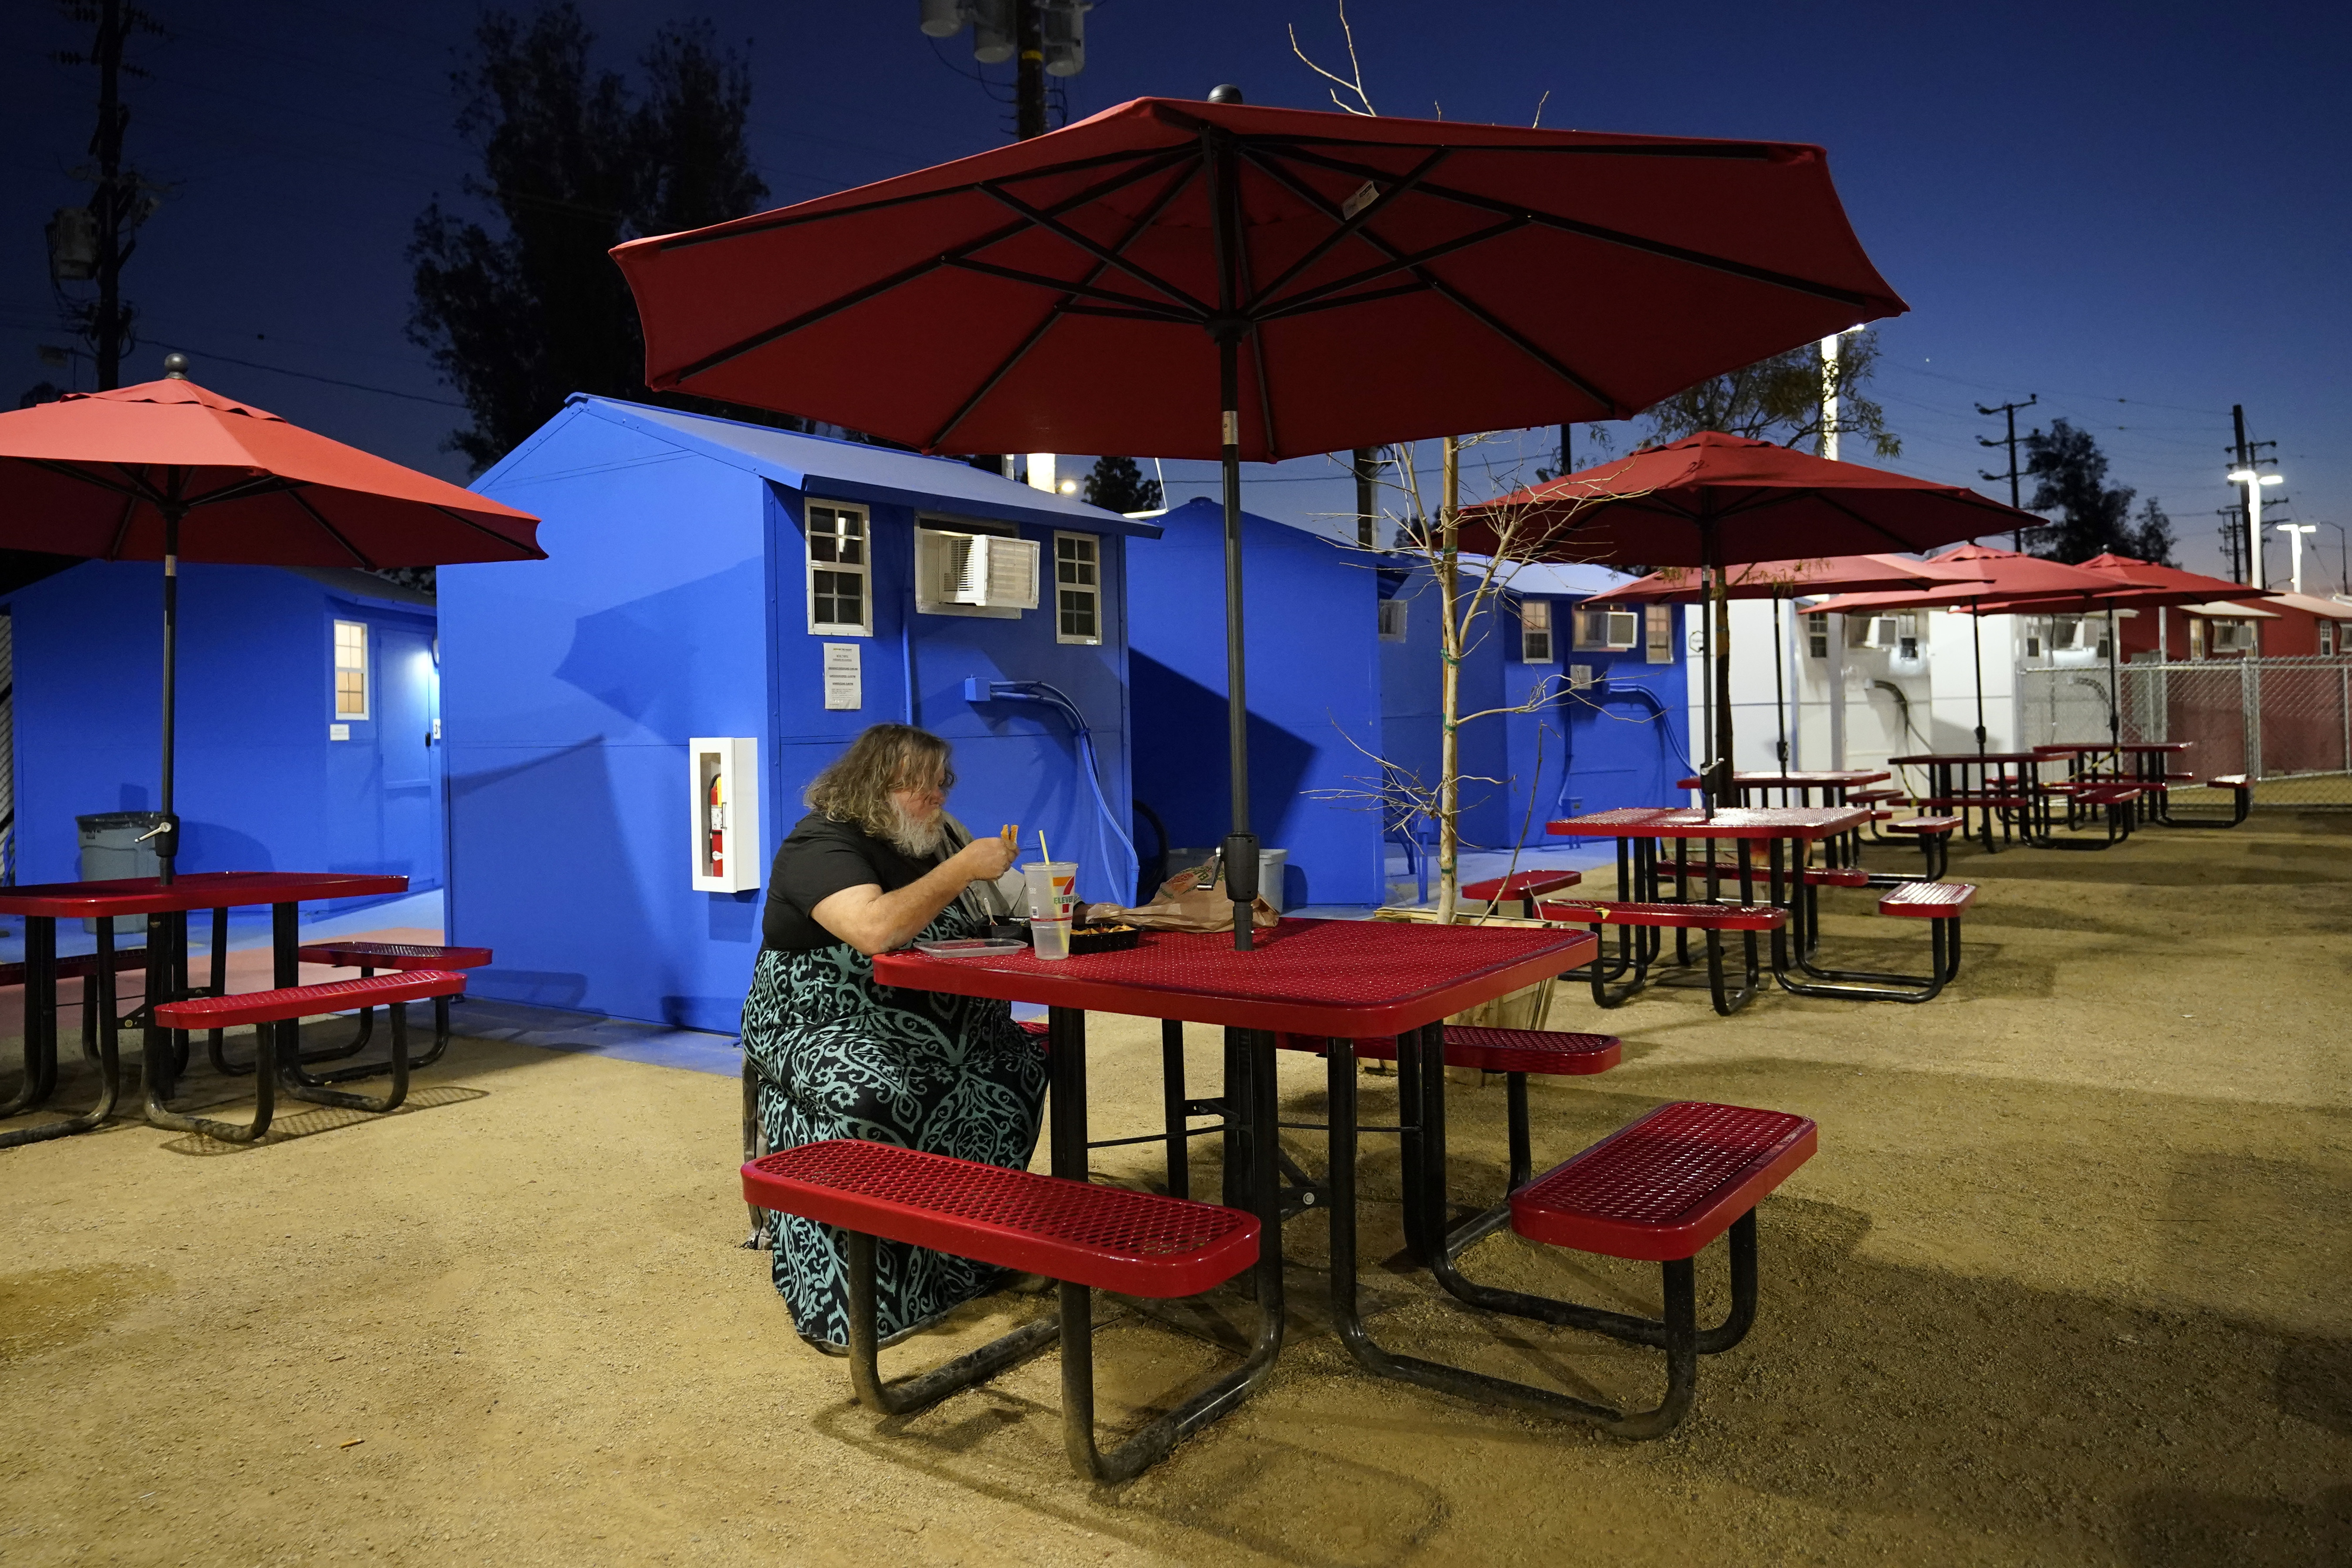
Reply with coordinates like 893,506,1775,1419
4,815,2349,1567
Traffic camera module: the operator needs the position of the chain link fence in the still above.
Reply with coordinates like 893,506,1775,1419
2018,657,2352,810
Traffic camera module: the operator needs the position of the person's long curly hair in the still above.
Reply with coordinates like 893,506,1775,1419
804,724,953,841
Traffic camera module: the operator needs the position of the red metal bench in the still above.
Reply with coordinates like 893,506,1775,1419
149,970,467,1141
741,1139,1263,1481
1459,868,1584,918
278,941,494,1078
1782,880,1974,1003
1384,1100,1817,1439
1538,899,1785,1016
2163,773,2253,828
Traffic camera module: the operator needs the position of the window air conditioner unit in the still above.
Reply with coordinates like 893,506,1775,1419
2051,618,2090,652
916,529,1039,612
1860,616,1900,650
2210,620,2255,653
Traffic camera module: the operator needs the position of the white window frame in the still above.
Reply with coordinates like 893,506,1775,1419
332,618,370,720
1377,597,1408,642
1805,610,1830,659
1519,599,1553,664
1645,603,1675,664
1052,531,1102,645
804,501,872,636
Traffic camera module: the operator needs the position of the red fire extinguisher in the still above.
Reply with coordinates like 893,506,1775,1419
707,771,725,877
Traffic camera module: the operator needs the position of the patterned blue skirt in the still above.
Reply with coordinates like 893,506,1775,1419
740,906,1047,1348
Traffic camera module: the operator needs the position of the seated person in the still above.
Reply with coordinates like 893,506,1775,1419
740,723,1041,1351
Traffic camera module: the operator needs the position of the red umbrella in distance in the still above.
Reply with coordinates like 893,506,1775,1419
0,369,545,882
1580,551,1992,603
613,92,1906,940
1807,546,2196,755
1456,438,2045,799
1581,552,1993,767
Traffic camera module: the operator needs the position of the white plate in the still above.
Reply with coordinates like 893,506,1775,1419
912,938,1029,957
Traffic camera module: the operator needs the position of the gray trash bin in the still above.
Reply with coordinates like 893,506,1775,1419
78,812,164,936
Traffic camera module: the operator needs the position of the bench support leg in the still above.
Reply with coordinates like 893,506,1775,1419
741,1057,775,1250
279,1002,410,1114
843,1230,1059,1417
1324,1029,1702,1439
1776,911,1959,1004
0,918,126,1149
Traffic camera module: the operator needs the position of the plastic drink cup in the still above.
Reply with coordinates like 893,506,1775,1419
1032,908,1073,961
1022,861,1077,918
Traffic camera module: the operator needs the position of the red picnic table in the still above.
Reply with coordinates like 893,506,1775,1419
871,915,1596,1453
1544,806,1870,1011
0,871,407,1148
1672,769,1891,808
1886,751,2050,853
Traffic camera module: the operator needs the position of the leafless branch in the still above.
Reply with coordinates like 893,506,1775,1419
1286,2,1376,117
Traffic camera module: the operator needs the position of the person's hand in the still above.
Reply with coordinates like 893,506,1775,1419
955,831,1017,883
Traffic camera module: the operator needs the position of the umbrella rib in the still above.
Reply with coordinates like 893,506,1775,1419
976,182,1213,317
660,150,1202,384
278,486,376,569
655,144,1193,249
1253,217,1527,319
926,159,1203,451
1230,164,1278,455
1255,280,1431,320
938,256,1201,320
1239,146,1621,411
1240,147,1452,312
1275,145,1886,310
426,503,545,559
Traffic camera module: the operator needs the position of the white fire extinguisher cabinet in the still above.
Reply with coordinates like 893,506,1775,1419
689,737,761,893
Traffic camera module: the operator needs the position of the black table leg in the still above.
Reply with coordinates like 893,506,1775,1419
0,916,112,1148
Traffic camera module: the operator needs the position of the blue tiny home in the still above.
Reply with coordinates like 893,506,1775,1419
0,561,441,902
1130,507,1690,908
444,395,1157,1034
1130,497,1387,908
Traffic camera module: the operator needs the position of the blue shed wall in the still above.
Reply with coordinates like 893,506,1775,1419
1498,597,1691,843
1127,499,1383,909
4,561,438,904
1377,564,1509,850
446,405,1135,1033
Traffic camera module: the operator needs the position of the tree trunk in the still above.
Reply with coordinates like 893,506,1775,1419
1435,436,1462,923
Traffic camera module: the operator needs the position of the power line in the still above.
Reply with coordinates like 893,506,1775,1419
145,341,464,407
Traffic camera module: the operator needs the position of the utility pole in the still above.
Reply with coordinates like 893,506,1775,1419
1976,393,2037,550
2224,404,2282,589
1353,447,1378,548
53,0,160,390
1013,0,1046,139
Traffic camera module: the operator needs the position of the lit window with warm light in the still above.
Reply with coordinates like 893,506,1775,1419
332,619,369,719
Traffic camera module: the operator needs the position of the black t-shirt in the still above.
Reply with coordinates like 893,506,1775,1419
761,811,944,952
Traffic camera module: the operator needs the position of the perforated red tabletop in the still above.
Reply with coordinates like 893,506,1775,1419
2031,741,2191,754
1672,770,1891,789
1549,806,1865,842
0,870,409,919
871,917,1594,1036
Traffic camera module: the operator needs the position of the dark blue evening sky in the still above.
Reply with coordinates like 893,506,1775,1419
6,2,2346,586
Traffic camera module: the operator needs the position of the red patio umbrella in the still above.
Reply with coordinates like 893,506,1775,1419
1580,551,1993,767
0,371,545,883
613,94,1906,942
1456,439,2045,799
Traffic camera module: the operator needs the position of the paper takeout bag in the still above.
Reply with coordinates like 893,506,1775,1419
1091,862,1278,935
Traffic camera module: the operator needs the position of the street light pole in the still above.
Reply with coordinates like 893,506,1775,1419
2275,524,2317,596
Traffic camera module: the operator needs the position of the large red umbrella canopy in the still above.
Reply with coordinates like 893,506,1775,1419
0,374,544,884
0,378,543,566
1454,435,2038,567
1581,551,1991,604
613,97,1905,460
613,93,1909,920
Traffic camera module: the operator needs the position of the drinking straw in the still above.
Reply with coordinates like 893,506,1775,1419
1039,829,1051,865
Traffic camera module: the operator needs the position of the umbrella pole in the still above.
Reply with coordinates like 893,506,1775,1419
1704,518,1733,817
2106,606,2122,753
155,508,181,887
1971,601,1987,757
1771,592,1789,769
1216,334,1255,951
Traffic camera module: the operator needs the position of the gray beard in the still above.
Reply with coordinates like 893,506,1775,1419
886,804,948,860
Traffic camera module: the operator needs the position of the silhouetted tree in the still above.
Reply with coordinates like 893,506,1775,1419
2023,418,2137,562
1635,329,1899,459
409,6,787,472
2128,496,2179,567
1082,455,1162,513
